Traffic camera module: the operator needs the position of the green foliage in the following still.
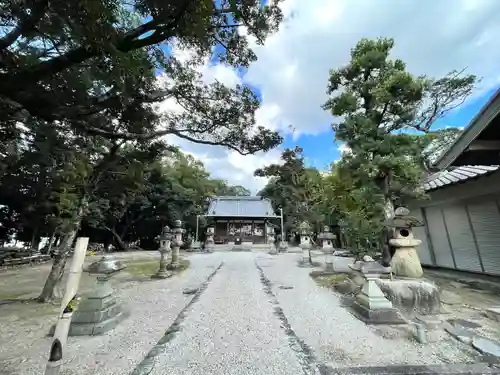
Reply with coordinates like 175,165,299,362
322,37,477,256
0,0,284,156
255,147,326,232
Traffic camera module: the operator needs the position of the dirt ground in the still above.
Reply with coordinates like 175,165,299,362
0,251,172,328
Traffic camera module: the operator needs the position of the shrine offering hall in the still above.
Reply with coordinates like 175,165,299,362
205,196,281,244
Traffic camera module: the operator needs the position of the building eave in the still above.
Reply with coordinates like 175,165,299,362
433,88,500,170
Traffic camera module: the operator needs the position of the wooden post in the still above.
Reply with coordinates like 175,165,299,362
45,237,88,375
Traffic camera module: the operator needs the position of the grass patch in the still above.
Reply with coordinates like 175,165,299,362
0,290,32,301
311,273,348,288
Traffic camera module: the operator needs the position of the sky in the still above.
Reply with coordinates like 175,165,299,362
162,0,500,194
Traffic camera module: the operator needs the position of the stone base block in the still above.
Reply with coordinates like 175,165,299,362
376,278,440,316
351,300,408,325
79,294,116,312
166,262,180,270
68,309,130,336
151,270,173,279
72,303,122,324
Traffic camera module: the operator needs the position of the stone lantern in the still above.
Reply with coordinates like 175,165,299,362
205,226,215,253
267,223,277,255
318,226,336,272
298,221,312,262
69,256,129,335
384,207,424,278
167,220,183,269
152,225,172,279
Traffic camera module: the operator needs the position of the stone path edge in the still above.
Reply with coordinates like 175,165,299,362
255,261,321,375
129,262,224,375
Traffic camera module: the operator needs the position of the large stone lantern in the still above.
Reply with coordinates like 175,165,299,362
298,221,312,262
69,256,129,335
384,207,424,278
153,225,172,279
318,226,336,272
167,220,183,270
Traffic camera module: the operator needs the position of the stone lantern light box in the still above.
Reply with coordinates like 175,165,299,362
383,207,425,278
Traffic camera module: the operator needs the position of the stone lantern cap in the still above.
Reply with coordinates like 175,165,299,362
318,226,335,240
298,221,311,235
160,225,172,240
383,207,423,228
85,256,126,275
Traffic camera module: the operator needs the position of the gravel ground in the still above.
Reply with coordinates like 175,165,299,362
0,251,483,375
256,252,475,368
150,252,307,375
0,253,223,375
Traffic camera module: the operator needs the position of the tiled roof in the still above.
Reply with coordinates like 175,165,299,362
423,165,499,192
205,196,279,217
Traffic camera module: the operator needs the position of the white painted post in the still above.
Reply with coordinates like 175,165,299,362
45,237,88,375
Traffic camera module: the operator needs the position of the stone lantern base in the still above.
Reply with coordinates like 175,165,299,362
51,277,129,336
348,263,407,325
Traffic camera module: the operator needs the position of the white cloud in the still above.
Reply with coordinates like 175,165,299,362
161,0,500,193
338,143,352,155
246,0,500,138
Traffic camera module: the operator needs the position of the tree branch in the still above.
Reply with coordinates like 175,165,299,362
0,0,49,51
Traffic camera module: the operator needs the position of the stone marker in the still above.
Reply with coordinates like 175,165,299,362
349,261,407,324
385,207,424,278
318,226,336,272
68,256,129,336
167,220,183,269
152,225,172,279
267,225,277,255
205,226,215,253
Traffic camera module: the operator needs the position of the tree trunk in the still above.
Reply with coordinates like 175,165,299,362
37,199,86,303
30,224,41,250
47,230,57,254
106,227,127,251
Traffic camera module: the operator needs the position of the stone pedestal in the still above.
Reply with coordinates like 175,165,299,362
267,228,277,255
205,227,215,253
279,241,288,253
190,241,201,252
318,226,336,272
349,262,406,325
167,220,183,269
68,256,129,336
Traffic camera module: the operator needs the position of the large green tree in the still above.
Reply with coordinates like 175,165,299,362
323,38,477,261
0,0,284,154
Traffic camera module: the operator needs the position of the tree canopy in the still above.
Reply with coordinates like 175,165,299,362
0,0,284,155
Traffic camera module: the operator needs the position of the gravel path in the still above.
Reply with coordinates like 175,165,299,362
0,253,223,375
255,252,475,368
150,252,307,375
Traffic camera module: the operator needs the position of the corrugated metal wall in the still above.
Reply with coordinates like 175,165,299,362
418,194,500,276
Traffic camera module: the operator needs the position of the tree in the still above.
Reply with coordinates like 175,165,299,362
0,1,284,155
255,147,325,235
323,37,477,262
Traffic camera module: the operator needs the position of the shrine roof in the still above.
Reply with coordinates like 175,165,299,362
423,165,499,192
205,196,280,218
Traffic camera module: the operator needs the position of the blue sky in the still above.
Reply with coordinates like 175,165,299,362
162,0,500,193
287,86,499,172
